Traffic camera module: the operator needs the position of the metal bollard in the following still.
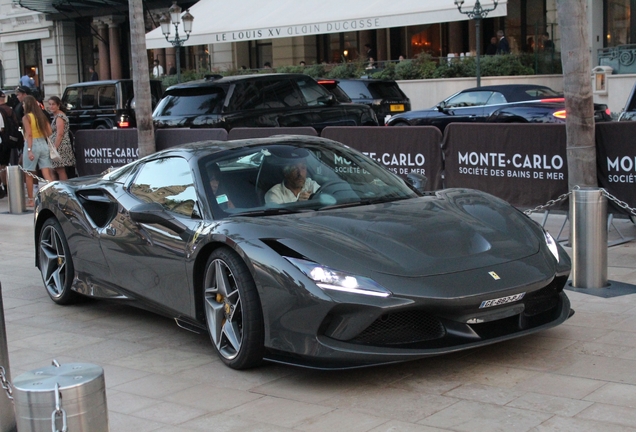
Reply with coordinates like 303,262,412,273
6,166,25,214
0,283,17,432
570,187,608,288
12,362,109,432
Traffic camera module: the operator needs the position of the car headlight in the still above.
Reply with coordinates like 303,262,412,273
285,257,392,297
544,231,560,262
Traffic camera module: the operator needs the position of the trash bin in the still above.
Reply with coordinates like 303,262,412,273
12,362,109,432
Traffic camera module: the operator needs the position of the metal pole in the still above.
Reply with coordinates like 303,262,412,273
476,17,481,87
176,43,181,83
6,166,25,214
570,188,608,288
0,283,17,432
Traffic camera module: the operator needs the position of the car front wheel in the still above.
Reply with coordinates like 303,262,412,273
38,218,77,305
203,248,264,369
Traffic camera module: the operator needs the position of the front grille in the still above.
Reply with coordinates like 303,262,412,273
349,310,445,346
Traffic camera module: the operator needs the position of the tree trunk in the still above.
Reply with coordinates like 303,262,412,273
556,0,596,189
129,0,155,157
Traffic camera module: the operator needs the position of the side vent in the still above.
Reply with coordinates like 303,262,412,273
261,238,305,259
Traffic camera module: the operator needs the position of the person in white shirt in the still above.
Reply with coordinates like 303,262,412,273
265,159,320,204
152,59,164,78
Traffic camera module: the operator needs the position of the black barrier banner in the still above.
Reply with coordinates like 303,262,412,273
156,128,228,151
75,130,139,177
443,123,568,209
321,126,443,190
596,122,636,214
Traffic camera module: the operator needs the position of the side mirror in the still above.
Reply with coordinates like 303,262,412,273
406,172,428,193
129,202,187,234
436,103,447,112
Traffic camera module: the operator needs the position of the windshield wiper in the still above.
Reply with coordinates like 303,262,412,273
233,207,313,217
319,196,408,211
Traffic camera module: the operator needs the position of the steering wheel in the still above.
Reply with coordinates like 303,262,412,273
310,180,347,199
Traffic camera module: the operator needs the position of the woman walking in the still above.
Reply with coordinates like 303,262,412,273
47,96,75,180
22,95,54,207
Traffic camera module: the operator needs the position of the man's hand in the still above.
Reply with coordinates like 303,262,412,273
298,191,311,201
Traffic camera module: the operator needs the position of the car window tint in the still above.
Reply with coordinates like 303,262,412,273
446,91,492,108
155,88,225,116
366,82,405,99
81,87,97,108
228,79,302,110
99,86,116,107
130,157,198,218
338,81,373,99
485,92,507,105
64,88,80,110
296,78,331,106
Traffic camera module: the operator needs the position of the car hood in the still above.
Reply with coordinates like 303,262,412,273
236,190,542,278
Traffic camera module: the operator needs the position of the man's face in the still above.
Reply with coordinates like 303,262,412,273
17,92,25,102
284,161,307,190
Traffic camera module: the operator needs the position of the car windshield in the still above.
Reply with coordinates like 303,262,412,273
198,142,419,219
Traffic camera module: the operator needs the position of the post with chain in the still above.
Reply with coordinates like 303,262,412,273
571,187,608,289
6,166,25,214
0,282,17,432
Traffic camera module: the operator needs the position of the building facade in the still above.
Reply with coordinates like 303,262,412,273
0,0,631,100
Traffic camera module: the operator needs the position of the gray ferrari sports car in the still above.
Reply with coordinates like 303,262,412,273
34,135,572,369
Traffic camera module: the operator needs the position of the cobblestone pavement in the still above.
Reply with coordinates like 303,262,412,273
2,197,636,432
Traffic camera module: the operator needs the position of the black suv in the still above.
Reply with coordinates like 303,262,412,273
317,78,410,125
62,79,164,131
152,74,378,131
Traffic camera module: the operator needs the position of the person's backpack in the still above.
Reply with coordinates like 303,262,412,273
0,105,24,150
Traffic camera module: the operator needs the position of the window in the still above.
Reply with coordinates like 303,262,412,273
81,87,97,108
445,91,493,108
64,88,80,110
296,78,331,106
339,81,373,99
98,86,116,107
154,88,226,116
227,79,303,111
129,157,198,218
485,92,507,105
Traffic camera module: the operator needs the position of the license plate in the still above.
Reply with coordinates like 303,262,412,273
390,104,405,112
479,292,525,309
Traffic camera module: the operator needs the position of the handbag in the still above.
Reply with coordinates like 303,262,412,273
47,136,62,163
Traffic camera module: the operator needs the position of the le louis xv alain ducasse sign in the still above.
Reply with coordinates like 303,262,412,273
211,18,382,42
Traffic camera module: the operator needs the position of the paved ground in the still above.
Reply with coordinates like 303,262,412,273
2,197,636,432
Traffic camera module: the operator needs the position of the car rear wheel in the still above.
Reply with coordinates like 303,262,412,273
392,121,410,127
95,123,110,130
203,248,264,369
38,218,77,305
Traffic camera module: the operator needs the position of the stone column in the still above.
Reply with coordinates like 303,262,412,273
108,20,123,79
448,21,464,55
376,29,387,61
95,21,110,80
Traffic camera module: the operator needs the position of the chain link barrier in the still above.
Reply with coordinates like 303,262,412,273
523,185,636,219
0,365,13,401
52,382,68,432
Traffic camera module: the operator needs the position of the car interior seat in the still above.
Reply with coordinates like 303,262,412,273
255,157,285,205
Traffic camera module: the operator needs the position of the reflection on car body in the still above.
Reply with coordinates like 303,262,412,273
153,73,378,131
387,84,612,131
35,135,572,370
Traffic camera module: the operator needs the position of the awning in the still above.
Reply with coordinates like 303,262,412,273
146,0,507,49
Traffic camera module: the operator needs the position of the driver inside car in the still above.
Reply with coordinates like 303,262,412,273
265,159,320,204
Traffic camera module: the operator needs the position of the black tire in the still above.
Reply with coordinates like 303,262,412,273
38,218,78,305
392,121,410,127
203,247,264,369
95,123,110,130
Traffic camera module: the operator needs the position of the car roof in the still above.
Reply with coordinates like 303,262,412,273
65,79,163,88
458,84,559,102
165,73,313,92
151,135,342,159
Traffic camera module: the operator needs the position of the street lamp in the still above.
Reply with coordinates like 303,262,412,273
454,0,499,87
160,1,194,83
